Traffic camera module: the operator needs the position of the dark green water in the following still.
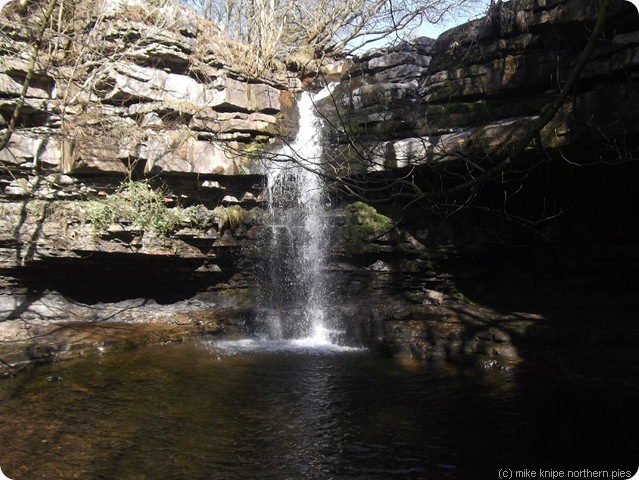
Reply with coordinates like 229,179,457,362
0,339,637,480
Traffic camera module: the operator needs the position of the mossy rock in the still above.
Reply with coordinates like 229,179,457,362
341,201,398,251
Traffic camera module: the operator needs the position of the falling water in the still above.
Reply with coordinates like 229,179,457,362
257,89,335,345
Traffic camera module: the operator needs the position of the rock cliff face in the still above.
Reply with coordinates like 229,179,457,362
322,0,639,167
1,0,638,378
317,0,639,375
0,1,294,172
0,0,296,363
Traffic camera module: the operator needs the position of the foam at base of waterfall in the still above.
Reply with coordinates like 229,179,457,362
202,336,362,356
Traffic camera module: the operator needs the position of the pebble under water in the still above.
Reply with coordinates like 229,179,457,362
0,339,637,480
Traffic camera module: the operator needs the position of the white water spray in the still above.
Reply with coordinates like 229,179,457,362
258,89,336,346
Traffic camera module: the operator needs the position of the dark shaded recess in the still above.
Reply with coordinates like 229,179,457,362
5,250,243,304
338,133,639,309
415,148,639,308
0,108,53,128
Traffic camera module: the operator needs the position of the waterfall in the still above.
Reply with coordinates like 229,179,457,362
257,90,335,345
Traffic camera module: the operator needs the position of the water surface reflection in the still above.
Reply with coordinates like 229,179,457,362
0,339,636,479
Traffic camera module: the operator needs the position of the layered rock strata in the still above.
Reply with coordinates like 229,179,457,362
1,0,638,379
321,0,639,170
318,0,639,375
0,0,294,367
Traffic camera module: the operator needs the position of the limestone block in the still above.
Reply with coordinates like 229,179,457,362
422,60,509,103
67,134,137,174
128,101,199,117
209,76,282,112
319,60,351,81
190,109,278,134
582,45,639,79
0,72,51,98
140,111,163,126
365,64,429,84
366,51,430,73
98,63,211,105
375,130,473,168
68,155,130,175
352,37,434,78
97,63,281,113
99,19,197,67
348,81,418,110
3,175,78,199
98,0,198,38
165,4,199,38
0,98,57,127
379,138,431,169
0,131,63,168
139,133,240,175
125,43,192,68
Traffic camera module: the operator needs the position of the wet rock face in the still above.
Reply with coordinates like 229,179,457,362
0,0,289,359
